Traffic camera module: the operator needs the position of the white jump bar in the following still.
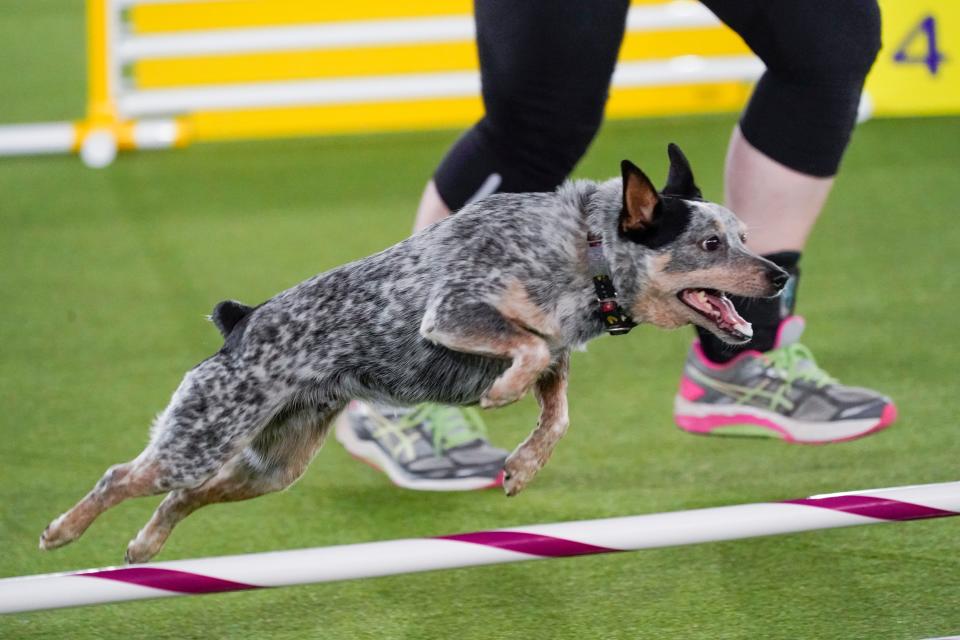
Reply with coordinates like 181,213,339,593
2,480,959,614
118,16,476,61
118,55,764,118
117,2,721,61
0,122,76,156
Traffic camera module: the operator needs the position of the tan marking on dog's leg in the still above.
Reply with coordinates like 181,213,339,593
480,337,552,408
503,353,570,497
125,411,332,563
421,298,553,409
497,279,561,337
483,282,562,407
39,459,163,551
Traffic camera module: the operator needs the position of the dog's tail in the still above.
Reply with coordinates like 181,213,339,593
209,300,254,338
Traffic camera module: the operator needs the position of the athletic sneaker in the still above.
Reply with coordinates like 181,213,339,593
674,316,897,443
336,401,507,491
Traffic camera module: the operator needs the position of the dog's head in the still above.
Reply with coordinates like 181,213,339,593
615,144,787,345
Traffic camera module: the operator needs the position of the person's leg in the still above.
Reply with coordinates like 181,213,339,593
693,0,882,359
691,128,835,355
417,0,631,230
675,0,896,443
412,180,450,232
340,0,631,489
724,128,833,256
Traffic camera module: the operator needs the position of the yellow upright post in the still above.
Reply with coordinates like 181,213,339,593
79,0,127,166
86,0,116,124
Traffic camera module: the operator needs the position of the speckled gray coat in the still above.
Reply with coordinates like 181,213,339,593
40,145,785,563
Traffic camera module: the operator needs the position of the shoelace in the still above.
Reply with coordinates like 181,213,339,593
395,404,490,457
760,343,837,411
690,342,838,413
765,343,837,386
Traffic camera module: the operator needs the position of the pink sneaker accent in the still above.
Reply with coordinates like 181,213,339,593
676,401,898,445
878,402,898,428
678,376,706,401
679,316,897,445
773,315,806,348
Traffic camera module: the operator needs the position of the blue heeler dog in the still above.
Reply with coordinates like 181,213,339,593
40,144,786,563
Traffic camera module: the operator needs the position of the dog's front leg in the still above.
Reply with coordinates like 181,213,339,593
503,352,570,496
480,337,551,409
421,296,552,408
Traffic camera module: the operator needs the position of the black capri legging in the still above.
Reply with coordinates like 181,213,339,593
434,0,882,211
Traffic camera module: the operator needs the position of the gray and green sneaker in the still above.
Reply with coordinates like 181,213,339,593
674,316,897,443
335,401,507,491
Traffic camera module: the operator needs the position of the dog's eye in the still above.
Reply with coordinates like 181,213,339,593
739,233,747,243
700,236,722,251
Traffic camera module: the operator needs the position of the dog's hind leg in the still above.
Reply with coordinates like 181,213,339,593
502,352,570,497
124,402,340,563
39,456,166,551
420,290,555,409
40,356,286,552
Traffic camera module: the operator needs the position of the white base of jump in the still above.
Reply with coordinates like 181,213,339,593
0,122,76,156
0,118,181,166
2,481,957,614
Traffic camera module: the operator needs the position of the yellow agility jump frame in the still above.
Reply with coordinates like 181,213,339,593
1,0,954,166
0,0,760,165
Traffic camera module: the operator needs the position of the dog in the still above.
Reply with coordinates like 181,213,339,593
39,144,786,563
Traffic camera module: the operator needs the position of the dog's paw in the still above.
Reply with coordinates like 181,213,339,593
125,530,165,564
124,543,154,565
38,514,76,551
502,454,540,497
480,394,511,409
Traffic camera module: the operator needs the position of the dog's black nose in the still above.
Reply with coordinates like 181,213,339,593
768,267,789,290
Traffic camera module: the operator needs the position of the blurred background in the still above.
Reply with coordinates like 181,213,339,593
2,2,959,639
2,0,958,161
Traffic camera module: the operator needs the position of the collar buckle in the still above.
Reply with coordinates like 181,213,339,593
587,234,636,336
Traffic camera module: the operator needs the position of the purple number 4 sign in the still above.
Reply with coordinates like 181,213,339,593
893,15,946,75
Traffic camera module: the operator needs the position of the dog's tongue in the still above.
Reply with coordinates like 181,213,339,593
705,291,752,337
681,289,753,337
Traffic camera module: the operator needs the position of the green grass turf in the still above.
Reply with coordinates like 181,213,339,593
3,5,960,639
2,115,959,640
0,0,85,124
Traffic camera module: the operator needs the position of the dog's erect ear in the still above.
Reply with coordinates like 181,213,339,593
663,143,702,199
620,159,660,233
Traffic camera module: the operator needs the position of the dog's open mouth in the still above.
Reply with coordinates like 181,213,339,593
678,288,753,342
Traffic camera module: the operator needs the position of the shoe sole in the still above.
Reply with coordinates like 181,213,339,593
673,396,897,444
334,415,504,492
